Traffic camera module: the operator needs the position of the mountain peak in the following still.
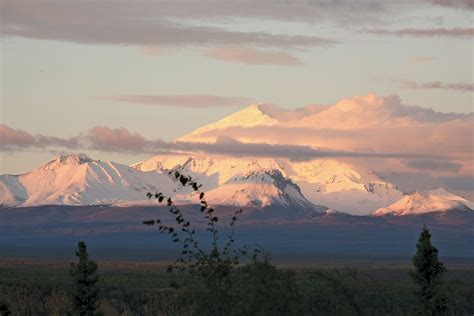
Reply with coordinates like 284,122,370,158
177,103,277,142
40,153,94,170
373,188,474,216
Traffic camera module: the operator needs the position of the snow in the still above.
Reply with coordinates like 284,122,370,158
134,155,404,215
177,104,278,142
0,154,316,212
1,155,472,217
0,154,177,207
373,188,474,216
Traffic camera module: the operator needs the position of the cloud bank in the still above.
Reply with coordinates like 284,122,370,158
1,0,336,48
0,124,79,150
367,28,474,38
400,81,474,92
3,0,469,51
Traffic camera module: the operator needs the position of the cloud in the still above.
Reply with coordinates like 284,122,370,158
409,56,434,64
0,124,36,148
202,47,303,66
104,94,251,108
430,0,474,10
169,136,440,161
404,159,462,172
0,124,79,150
400,81,474,92
366,28,474,38
2,0,471,51
87,126,149,152
1,0,335,48
0,123,445,163
441,176,474,191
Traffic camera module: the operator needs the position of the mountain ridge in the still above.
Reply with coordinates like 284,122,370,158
2,154,472,217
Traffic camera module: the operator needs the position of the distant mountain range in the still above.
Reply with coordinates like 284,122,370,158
1,153,472,218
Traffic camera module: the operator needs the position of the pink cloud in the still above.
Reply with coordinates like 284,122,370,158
104,94,251,108
0,124,78,150
401,81,473,92
203,47,302,66
87,126,149,152
2,1,335,48
0,124,36,148
367,28,474,38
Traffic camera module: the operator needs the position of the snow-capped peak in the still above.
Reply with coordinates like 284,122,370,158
202,168,318,210
373,188,474,216
177,103,278,142
0,155,177,207
40,153,93,170
133,154,402,215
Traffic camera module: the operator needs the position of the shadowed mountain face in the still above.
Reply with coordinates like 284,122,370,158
0,205,472,257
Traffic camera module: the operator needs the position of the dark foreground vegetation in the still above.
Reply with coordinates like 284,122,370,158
1,174,473,315
0,258,474,315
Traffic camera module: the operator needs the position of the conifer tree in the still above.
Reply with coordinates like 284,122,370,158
410,226,447,315
69,241,102,316
0,302,11,316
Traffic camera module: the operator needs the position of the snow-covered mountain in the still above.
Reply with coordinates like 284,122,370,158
0,154,177,207
134,155,403,215
0,154,320,214
2,154,473,218
373,188,474,216
134,155,322,212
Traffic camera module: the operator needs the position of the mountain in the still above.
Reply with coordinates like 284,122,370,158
0,154,177,207
178,103,278,143
0,154,321,215
3,154,472,217
373,188,474,216
134,155,323,214
134,155,403,215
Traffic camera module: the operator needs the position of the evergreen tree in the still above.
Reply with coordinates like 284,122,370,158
69,241,102,316
410,226,447,315
0,302,11,316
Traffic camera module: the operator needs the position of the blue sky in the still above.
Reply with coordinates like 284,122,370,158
0,0,473,174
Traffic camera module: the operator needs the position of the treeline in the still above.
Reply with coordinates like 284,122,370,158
1,261,473,315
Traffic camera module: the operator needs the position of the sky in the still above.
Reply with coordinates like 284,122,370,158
0,0,473,175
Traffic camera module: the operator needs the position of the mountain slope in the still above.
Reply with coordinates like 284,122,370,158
373,188,474,216
279,159,403,215
177,103,278,143
134,155,322,212
4,154,470,218
0,154,322,215
0,154,177,206
134,155,404,215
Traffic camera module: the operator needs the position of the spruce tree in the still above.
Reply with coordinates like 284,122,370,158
410,226,447,315
0,302,11,316
69,241,102,315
